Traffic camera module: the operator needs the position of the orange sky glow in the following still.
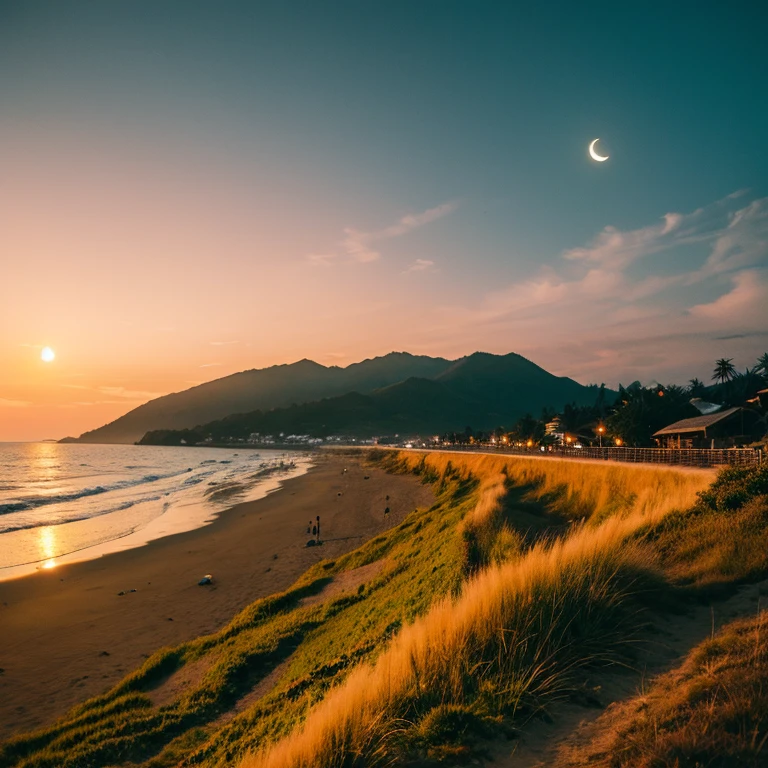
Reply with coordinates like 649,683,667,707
2,4,766,442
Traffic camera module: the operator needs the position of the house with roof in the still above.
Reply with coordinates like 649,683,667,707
652,406,760,449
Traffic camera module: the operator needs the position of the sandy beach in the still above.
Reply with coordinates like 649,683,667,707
0,452,434,740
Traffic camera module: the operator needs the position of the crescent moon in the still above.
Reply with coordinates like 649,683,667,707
589,138,609,162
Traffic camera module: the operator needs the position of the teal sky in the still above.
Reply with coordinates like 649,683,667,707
1,1,767,439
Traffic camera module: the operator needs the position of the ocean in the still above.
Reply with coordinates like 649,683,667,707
0,442,312,580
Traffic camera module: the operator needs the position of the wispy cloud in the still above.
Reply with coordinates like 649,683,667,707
310,202,457,266
690,197,768,281
97,386,164,400
307,253,336,267
199,362,223,368
562,202,733,271
688,269,768,320
713,332,765,341
63,384,164,400
559,194,768,295
341,228,380,263
209,340,238,346
71,400,148,407
429,192,768,383
403,258,435,274
0,398,31,408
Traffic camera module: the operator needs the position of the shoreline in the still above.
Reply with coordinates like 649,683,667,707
0,455,314,582
0,452,435,740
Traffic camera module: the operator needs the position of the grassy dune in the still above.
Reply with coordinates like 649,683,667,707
560,608,768,767
4,451,766,768
242,453,714,768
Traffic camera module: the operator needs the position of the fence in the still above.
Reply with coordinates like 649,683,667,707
429,445,763,468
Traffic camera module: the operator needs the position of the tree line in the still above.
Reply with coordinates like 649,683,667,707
439,354,768,449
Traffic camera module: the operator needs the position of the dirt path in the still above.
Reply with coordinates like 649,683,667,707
491,579,768,767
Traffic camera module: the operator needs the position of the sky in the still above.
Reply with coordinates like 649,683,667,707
1,1,767,441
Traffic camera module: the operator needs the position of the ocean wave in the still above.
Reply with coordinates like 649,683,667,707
0,494,165,533
204,481,248,502
182,471,216,486
0,452,307,540
0,469,190,515
0,502,28,514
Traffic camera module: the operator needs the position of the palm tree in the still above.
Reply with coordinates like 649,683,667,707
688,377,707,397
729,367,764,405
756,353,768,379
712,358,736,385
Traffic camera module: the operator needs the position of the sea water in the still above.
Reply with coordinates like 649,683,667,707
0,442,312,579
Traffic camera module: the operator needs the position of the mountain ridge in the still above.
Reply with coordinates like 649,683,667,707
70,351,608,444
73,352,455,443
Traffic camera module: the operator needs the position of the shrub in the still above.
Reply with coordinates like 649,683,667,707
697,465,768,512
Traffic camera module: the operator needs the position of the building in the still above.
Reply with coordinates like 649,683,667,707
652,407,760,449
544,416,565,445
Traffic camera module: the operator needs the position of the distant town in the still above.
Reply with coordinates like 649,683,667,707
140,355,767,469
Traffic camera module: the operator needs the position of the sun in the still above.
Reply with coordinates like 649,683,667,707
41,346,56,363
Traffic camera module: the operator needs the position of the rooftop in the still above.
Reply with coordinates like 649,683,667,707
653,407,742,437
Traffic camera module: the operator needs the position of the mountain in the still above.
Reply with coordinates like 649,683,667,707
434,352,597,415
75,351,606,444
74,353,453,443
138,380,469,444
137,353,607,444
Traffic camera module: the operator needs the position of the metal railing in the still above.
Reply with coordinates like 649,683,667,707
428,445,763,468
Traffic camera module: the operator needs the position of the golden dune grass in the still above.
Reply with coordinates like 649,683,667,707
404,451,715,526
241,452,713,768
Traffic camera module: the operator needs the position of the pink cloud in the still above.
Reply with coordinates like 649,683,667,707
403,258,436,274
311,201,458,265
689,270,768,320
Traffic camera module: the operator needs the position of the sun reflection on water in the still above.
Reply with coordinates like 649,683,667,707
28,442,65,496
38,525,57,570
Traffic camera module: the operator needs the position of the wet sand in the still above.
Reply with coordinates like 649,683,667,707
0,452,434,740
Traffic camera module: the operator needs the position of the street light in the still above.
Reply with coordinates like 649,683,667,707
597,425,605,448
615,437,622,447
